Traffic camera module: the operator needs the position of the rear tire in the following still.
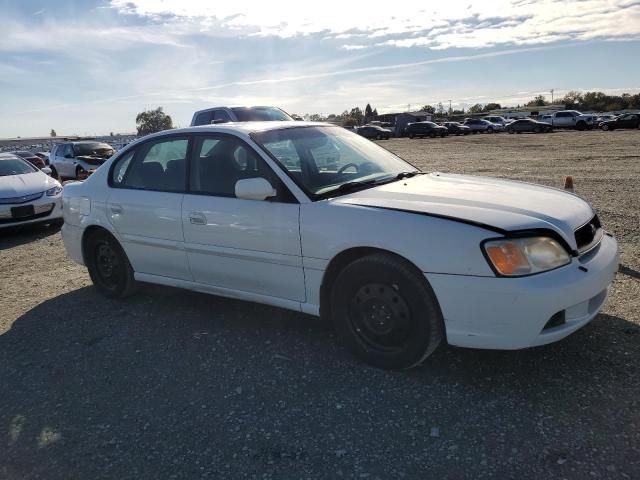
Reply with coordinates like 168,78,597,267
576,122,586,131
507,129,514,134
602,124,610,131
85,230,138,299
330,253,443,369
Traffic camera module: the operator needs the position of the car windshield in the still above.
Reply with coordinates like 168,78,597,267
252,126,418,200
0,157,37,176
231,107,293,122
74,142,114,156
14,151,34,158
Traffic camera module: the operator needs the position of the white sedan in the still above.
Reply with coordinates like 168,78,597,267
61,122,619,369
0,153,63,228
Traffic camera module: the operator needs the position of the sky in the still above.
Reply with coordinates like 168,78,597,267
1,0,639,137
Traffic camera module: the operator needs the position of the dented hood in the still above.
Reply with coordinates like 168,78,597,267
334,173,595,248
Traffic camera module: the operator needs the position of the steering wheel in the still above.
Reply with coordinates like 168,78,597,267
337,163,359,174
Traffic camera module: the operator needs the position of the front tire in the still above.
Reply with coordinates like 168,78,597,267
330,253,443,369
85,230,138,298
602,124,610,131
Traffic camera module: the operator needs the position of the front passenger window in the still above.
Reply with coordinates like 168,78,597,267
189,135,291,202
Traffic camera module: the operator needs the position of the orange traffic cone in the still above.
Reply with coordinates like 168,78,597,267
564,176,574,192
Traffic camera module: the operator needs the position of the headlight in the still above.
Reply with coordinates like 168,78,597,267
483,236,571,276
45,184,63,196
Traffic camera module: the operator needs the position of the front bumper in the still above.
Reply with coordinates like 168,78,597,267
0,194,62,228
427,234,619,350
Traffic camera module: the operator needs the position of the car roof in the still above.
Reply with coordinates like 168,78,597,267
168,121,330,136
0,152,22,159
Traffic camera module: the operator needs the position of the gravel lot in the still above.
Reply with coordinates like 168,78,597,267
1,130,639,479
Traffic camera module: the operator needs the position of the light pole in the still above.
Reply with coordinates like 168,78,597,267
551,89,554,104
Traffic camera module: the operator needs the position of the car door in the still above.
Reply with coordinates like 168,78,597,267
182,133,305,302
53,144,69,176
107,135,192,280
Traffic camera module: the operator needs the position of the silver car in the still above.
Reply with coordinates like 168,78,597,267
50,141,115,180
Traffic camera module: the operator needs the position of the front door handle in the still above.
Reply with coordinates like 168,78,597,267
189,212,206,225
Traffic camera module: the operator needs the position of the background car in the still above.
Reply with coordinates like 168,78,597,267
191,106,293,126
482,115,512,126
405,121,448,138
600,113,640,130
35,152,50,165
506,119,554,134
9,151,46,169
0,153,62,228
50,141,115,180
441,122,471,135
357,125,391,140
463,119,503,133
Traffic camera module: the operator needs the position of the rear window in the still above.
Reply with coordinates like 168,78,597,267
231,107,292,122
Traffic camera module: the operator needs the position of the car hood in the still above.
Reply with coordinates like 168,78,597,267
0,171,57,198
334,173,595,248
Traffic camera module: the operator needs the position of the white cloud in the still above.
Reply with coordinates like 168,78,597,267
110,0,640,49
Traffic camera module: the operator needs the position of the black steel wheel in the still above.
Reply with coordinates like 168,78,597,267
330,253,443,369
85,230,137,298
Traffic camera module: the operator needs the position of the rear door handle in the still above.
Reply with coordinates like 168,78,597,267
189,212,206,225
111,204,123,214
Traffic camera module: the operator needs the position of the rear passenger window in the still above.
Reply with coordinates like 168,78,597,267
122,138,188,192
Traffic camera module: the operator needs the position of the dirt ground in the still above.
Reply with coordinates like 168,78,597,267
1,129,639,479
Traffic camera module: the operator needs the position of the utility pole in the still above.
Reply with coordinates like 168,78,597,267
448,99,452,114
551,89,554,104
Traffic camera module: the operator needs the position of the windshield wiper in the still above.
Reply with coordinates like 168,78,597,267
393,171,423,180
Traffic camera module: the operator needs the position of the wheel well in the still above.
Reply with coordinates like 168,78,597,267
319,247,423,322
81,225,115,264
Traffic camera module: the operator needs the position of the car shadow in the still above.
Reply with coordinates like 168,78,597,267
0,222,61,250
1,284,638,478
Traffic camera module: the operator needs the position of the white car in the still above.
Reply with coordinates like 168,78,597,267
60,122,619,369
0,153,63,228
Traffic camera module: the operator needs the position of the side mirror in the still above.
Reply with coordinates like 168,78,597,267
64,153,73,159
41,167,52,176
235,178,276,201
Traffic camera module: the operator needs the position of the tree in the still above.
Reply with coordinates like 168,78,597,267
435,102,445,117
349,107,364,125
526,95,548,107
468,103,484,114
308,114,325,122
343,116,359,127
419,105,436,114
372,108,378,117
562,90,583,108
135,107,173,136
364,103,373,123
50,129,56,138
483,103,501,112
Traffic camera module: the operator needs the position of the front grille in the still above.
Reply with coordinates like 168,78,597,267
575,215,602,253
0,191,44,205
